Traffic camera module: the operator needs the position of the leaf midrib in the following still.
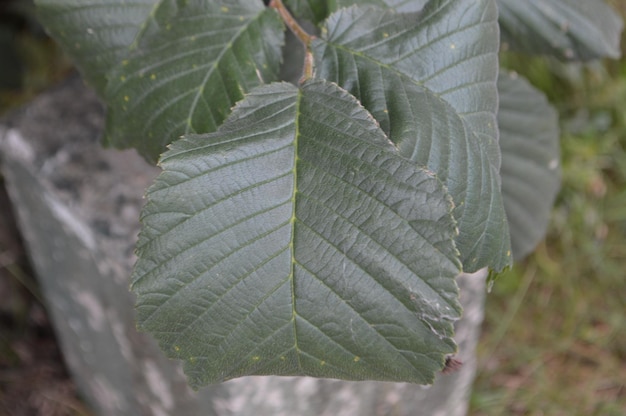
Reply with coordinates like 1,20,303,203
289,88,303,373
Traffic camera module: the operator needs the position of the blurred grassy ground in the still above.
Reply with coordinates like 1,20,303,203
471,4,626,415
1,2,626,416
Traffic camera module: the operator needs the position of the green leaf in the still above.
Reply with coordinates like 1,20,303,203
498,71,560,260
312,1,512,273
132,79,461,387
35,0,160,95
284,0,329,24
498,0,624,61
329,0,427,13
104,1,285,162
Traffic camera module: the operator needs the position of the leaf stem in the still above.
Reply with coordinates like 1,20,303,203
270,0,314,81
270,0,311,46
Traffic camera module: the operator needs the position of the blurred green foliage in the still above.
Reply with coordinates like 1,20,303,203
472,25,626,416
0,0,71,115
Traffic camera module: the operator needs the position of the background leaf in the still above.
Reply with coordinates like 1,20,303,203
498,71,561,260
498,0,624,61
284,0,329,24
104,1,285,162
35,0,159,95
132,79,461,387
329,0,428,13
312,0,512,273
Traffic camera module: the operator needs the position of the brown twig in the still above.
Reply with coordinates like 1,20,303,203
270,0,314,81
270,0,312,46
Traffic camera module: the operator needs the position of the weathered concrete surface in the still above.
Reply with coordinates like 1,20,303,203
0,76,487,416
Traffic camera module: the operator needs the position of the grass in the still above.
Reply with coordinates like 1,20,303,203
471,27,626,416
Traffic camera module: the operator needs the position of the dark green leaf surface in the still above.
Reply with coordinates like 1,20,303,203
35,0,159,94
312,1,512,272
284,0,329,24
104,1,284,162
499,0,623,61
329,0,428,13
132,79,461,386
499,72,560,260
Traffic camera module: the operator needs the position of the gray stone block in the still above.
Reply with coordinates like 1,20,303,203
0,77,486,416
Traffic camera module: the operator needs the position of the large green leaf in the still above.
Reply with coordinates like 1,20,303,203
104,1,285,162
35,0,160,95
132,79,461,387
499,71,560,260
498,0,624,61
312,1,512,273
329,0,428,13
36,0,285,162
